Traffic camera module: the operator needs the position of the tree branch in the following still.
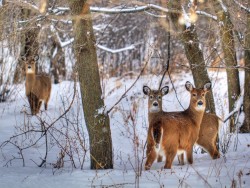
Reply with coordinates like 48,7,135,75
233,0,250,13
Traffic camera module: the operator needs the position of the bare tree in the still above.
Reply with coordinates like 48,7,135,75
212,0,241,132
168,0,216,113
240,11,250,132
68,0,113,169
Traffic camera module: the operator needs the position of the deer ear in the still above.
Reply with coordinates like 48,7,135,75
161,86,169,96
185,81,194,92
143,86,151,95
20,56,26,61
204,82,211,91
34,55,39,62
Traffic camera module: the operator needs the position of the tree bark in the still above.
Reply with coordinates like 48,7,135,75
212,0,241,132
168,0,216,113
69,0,113,169
240,13,250,133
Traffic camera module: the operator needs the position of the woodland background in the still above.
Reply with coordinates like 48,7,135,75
0,0,250,187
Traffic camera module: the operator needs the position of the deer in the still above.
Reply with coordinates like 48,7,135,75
143,85,221,167
143,81,211,169
177,113,221,165
24,55,52,115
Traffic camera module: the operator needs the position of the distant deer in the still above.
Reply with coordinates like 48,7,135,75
24,56,51,115
143,81,211,169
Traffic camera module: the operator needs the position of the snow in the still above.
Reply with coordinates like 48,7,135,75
0,72,250,187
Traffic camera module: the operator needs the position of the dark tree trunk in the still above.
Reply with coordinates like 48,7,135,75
168,0,216,113
69,0,113,169
212,0,241,132
240,14,250,133
50,40,66,84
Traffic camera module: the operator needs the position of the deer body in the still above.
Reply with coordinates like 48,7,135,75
143,81,211,169
177,113,221,164
25,56,51,115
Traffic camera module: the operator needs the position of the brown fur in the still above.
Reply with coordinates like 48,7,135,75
143,82,211,169
25,56,51,115
177,114,221,165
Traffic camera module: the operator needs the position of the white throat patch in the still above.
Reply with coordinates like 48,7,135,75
149,107,160,113
26,69,34,74
195,105,205,111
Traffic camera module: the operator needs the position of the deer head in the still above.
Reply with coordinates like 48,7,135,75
143,85,169,113
24,55,39,74
185,81,211,111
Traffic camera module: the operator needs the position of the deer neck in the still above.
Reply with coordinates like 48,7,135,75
186,105,205,127
25,73,36,94
148,109,162,125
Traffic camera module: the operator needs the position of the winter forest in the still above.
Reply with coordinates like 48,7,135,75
0,0,250,187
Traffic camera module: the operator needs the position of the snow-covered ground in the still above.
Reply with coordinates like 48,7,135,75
0,72,249,188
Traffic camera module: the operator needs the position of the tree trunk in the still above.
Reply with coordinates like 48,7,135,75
212,0,241,132
69,0,113,169
168,0,215,113
51,40,66,84
13,9,39,83
240,13,250,133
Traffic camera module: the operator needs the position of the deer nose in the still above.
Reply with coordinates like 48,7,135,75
198,101,203,106
153,102,158,107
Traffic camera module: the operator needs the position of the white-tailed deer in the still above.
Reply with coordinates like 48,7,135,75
143,81,211,169
144,86,221,166
24,56,51,115
178,113,221,165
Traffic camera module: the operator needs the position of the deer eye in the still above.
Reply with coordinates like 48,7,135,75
150,95,153,100
202,93,205,97
158,96,161,100
192,93,197,97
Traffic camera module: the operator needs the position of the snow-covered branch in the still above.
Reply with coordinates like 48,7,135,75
49,27,136,53
233,0,250,13
97,44,135,53
196,11,217,21
223,89,244,123
90,4,179,14
219,0,228,12
144,11,166,18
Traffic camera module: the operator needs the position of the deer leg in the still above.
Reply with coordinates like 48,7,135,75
186,147,193,164
157,155,163,162
178,153,185,165
32,94,41,115
37,100,42,112
30,93,37,115
27,95,33,114
206,144,220,159
45,92,51,110
145,148,157,170
44,103,47,111
164,147,177,169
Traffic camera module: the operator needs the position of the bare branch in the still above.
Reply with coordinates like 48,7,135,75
233,0,250,13
90,4,179,14
97,44,136,54
196,10,217,20
106,51,153,115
